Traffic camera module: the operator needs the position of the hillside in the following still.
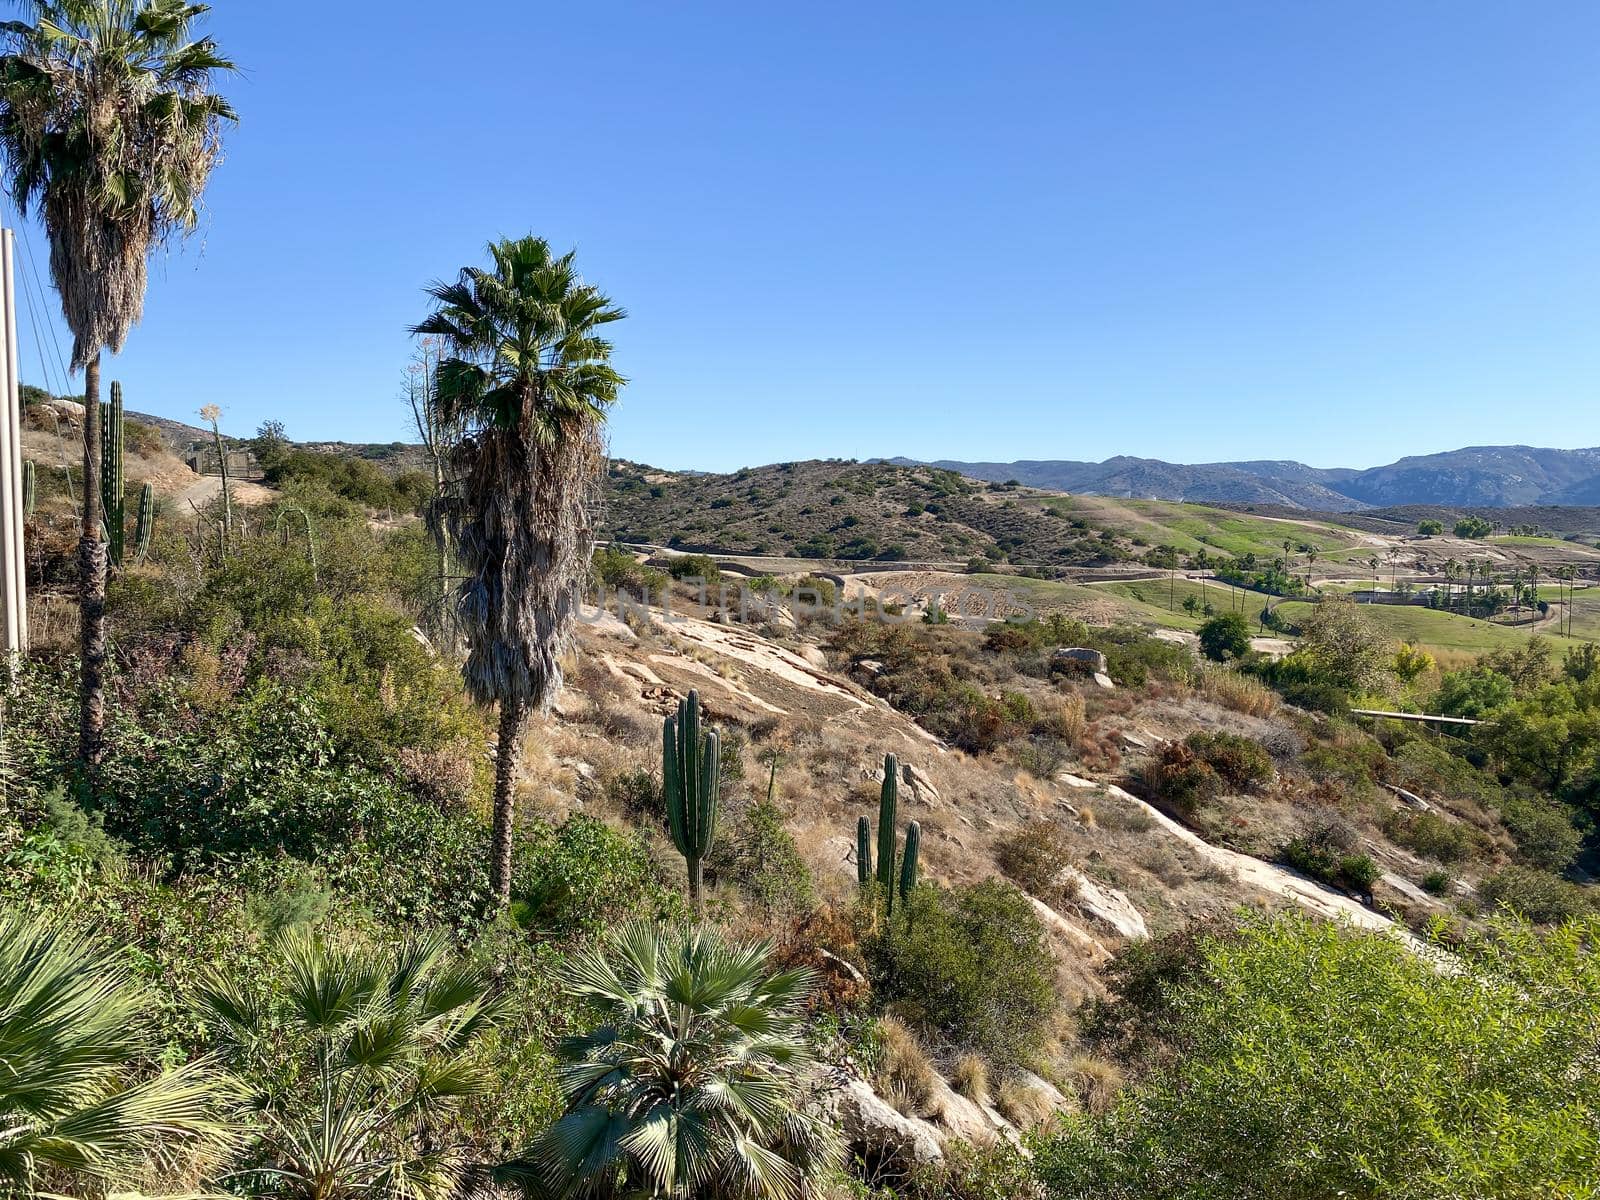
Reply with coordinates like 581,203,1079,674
895,444,1600,509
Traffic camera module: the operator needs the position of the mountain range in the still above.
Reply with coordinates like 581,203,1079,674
885,445,1600,510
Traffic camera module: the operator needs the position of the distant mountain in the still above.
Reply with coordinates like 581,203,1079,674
885,445,1600,510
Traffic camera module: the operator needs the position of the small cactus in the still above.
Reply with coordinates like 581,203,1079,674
857,754,920,921
101,381,127,566
21,459,34,518
900,820,920,904
132,482,155,565
664,690,719,909
856,815,873,886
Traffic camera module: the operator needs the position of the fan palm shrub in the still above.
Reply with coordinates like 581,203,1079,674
413,236,625,907
0,910,233,1193
196,931,505,1200
0,0,236,767
502,922,838,1200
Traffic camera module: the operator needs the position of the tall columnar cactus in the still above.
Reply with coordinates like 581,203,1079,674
100,381,126,566
20,459,34,519
858,754,921,920
877,753,899,916
900,819,921,904
664,689,720,909
132,482,155,565
856,815,873,886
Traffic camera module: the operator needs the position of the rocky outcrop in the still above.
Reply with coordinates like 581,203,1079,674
830,1076,945,1165
1060,868,1149,940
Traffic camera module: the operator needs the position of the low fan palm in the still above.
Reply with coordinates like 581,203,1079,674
413,235,625,907
503,923,838,1200
197,930,505,1200
0,910,233,1192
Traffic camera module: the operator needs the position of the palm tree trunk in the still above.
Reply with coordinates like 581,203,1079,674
491,696,528,907
78,353,107,769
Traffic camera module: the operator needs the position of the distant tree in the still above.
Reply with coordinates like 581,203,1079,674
1454,516,1494,539
1198,612,1251,662
1296,596,1394,694
255,418,287,446
0,1,236,766
1392,642,1435,685
1417,518,1444,536
415,236,625,907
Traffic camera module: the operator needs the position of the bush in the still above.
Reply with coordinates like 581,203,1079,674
1281,818,1379,895
1498,794,1582,871
665,553,721,583
866,880,1056,1069
1381,809,1478,865
1185,731,1273,791
1422,869,1452,897
1479,866,1594,925
1035,913,1600,1199
994,821,1080,908
1197,613,1251,662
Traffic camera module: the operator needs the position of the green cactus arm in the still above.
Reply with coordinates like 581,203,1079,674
133,482,155,564
663,713,687,853
856,815,873,886
681,692,701,853
900,820,921,901
22,460,35,517
877,753,899,894
698,729,719,856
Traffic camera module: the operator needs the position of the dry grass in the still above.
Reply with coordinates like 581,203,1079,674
1199,666,1279,718
1061,1054,1124,1115
995,1076,1058,1131
950,1053,992,1108
875,1017,940,1118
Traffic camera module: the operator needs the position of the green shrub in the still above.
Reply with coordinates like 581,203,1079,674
1281,819,1379,895
666,553,721,582
866,880,1056,1070
1421,869,1452,897
1479,866,1594,925
1381,809,1478,865
708,799,816,918
1197,613,1251,662
1035,913,1600,1199
1185,731,1272,791
1498,794,1582,872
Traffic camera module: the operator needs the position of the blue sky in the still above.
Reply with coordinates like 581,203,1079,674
9,1,1600,472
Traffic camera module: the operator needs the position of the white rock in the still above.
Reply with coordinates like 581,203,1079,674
902,762,942,805
1091,672,1115,690
1061,868,1149,939
832,1077,945,1165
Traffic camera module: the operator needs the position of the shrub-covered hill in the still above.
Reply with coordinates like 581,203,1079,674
600,458,1154,567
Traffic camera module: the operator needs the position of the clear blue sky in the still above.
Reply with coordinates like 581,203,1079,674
9,0,1600,472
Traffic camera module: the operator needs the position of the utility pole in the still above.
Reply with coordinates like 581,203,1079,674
0,229,26,673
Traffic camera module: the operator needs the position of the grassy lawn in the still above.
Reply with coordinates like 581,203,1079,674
1272,600,1562,656
1036,495,1363,560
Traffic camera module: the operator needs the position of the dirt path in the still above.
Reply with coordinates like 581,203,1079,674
169,472,276,514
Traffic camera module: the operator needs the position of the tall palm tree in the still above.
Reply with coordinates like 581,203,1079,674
414,236,625,907
0,0,235,767
198,931,504,1200
503,922,838,1200
0,911,233,1193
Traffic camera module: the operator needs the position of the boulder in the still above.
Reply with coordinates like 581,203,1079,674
902,761,941,805
1060,868,1148,940
831,1076,944,1165
1387,784,1431,812
797,643,828,668
1053,646,1109,674
1091,672,1115,690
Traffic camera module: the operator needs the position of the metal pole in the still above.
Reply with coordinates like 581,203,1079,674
0,228,19,670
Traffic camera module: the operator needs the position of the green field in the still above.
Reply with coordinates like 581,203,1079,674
1272,600,1561,656
1036,495,1363,560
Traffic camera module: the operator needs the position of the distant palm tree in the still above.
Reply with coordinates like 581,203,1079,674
503,923,838,1200
415,236,625,906
0,912,233,1193
198,931,504,1200
0,1,236,767
1367,556,1380,601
